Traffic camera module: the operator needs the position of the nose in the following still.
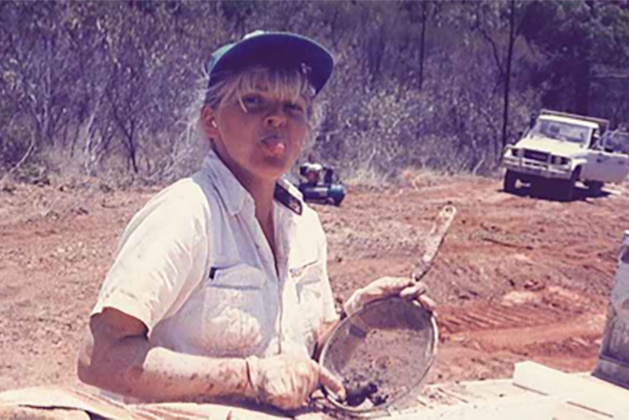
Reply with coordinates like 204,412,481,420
264,104,287,128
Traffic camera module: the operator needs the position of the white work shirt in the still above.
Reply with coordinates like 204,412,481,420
92,149,338,360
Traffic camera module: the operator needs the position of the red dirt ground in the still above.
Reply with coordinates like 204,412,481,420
0,173,627,394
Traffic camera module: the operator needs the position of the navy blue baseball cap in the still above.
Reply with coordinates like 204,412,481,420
206,31,334,96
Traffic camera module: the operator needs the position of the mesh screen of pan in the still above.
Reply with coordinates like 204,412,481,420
319,297,437,416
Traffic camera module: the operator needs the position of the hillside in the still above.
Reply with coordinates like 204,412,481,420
0,173,628,393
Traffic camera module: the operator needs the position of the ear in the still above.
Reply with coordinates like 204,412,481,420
200,104,220,140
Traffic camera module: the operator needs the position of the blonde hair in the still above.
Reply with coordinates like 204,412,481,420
204,66,323,132
181,66,325,158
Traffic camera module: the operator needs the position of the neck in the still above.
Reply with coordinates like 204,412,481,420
212,147,277,220
248,179,276,224
226,163,276,238
229,164,277,254
246,177,277,259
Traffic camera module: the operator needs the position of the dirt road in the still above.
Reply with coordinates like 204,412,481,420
0,174,627,393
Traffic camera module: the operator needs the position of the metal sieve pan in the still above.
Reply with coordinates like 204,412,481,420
318,297,438,417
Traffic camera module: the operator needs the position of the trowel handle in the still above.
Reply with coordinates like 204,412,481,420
411,204,457,282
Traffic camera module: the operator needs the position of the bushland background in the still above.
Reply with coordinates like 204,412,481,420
1,0,629,185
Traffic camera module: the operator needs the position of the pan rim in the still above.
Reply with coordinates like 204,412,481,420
318,297,438,416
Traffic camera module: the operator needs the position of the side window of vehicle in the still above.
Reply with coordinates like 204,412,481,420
590,128,600,148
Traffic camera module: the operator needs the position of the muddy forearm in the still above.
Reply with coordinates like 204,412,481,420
78,310,253,403
80,335,252,402
126,342,250,402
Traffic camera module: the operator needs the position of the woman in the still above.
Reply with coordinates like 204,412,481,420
78,31,431,412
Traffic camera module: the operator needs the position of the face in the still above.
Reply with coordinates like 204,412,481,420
202,84,311,184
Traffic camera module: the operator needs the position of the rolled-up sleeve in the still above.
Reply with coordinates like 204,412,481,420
91,180,211,332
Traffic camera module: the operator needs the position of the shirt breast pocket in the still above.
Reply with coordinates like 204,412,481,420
201,264,268,356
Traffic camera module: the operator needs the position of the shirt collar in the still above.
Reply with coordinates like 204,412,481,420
201,148,304,217
201,148,251,216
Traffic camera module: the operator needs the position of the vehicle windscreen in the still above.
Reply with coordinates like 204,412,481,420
529,119,592,145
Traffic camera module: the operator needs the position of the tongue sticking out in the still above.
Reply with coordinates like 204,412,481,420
262,136,286,156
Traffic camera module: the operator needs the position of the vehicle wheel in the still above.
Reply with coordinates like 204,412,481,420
532,178,554,198
586,180,604,195
560,169,579,202
503,170,518,193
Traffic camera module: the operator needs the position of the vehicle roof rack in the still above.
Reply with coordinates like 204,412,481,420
539,109,610,132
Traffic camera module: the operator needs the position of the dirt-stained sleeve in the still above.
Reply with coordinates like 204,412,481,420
91,179,211,332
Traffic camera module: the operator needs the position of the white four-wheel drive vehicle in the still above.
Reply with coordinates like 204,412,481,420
502,109,629,201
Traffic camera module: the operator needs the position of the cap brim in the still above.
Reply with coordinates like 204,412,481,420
210,32,334,94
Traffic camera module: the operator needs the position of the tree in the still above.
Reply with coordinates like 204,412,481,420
0,0,627,183
520,1,629,116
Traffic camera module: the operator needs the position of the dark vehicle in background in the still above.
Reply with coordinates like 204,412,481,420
298,163,346,206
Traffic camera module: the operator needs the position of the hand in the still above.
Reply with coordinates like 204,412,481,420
343,276,435,317
245,354,345,411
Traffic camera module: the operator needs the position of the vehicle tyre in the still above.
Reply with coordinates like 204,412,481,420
503,170,518,193
585,180,604,195
533,178,554,198
560,169,579,202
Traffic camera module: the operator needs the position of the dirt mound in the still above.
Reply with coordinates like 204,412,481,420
0,174,627,392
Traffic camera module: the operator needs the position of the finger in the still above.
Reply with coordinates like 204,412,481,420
399,281,428,299
318,365,346,401
377,277,414,296
417,294,436,312
304,359,321,397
